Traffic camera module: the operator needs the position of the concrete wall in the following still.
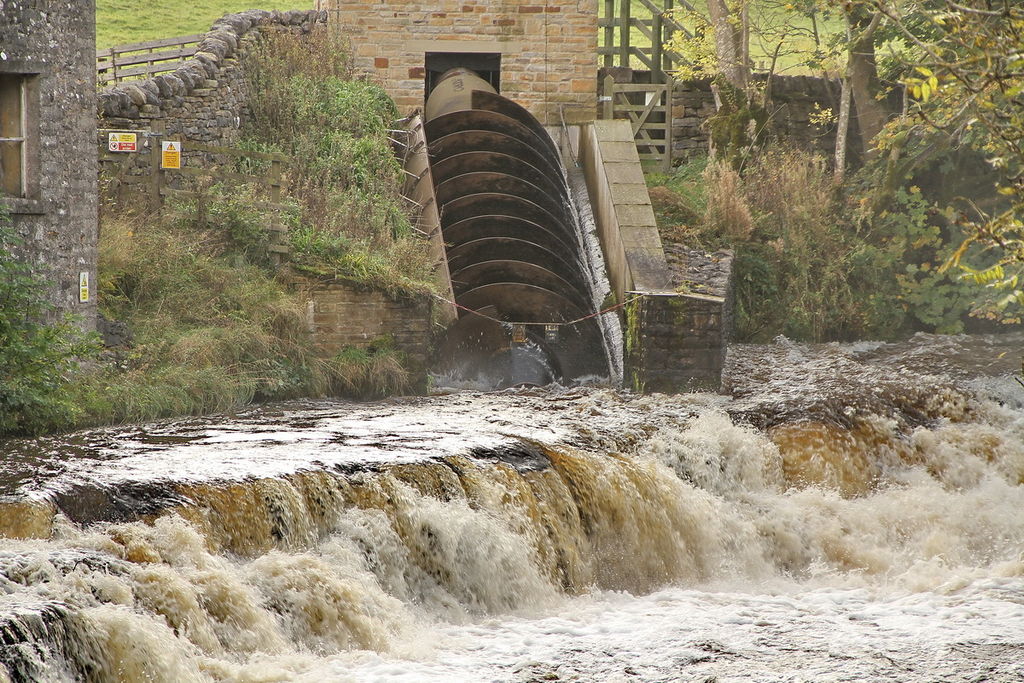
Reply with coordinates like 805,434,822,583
317,0,598,125
581,119,732,393
1,0,99,330
579,120,670,305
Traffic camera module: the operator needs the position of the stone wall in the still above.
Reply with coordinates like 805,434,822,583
97,10,326,146
672,75,847,160
1,0,99,329
603,69,849,162
624,289,731,393
760,74,853,158
298,279,434,386
317,0,598,125
669,78,716,160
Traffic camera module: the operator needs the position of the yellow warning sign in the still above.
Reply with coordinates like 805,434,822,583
161,140,181,169
79,272,90,303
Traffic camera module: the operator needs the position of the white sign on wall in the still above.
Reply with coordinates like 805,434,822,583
107,132,137,152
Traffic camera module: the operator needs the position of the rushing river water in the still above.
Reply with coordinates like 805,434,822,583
1,333,1023,682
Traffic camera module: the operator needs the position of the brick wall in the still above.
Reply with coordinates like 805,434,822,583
298,279,434,383
317,0,598,125
1,1,99,330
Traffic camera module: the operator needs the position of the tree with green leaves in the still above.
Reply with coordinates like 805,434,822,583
852,0,1023,320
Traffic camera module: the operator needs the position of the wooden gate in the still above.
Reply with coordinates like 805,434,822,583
602,76,674,171
598,0,694,82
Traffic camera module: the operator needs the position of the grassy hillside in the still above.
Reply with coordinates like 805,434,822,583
96,1,314,48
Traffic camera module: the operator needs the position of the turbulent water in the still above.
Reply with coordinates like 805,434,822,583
1,333,1023,682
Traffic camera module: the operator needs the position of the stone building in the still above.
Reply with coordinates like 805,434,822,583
1,0,99,330
316,0,598,124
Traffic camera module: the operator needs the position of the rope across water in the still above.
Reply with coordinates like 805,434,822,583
430,292,645,328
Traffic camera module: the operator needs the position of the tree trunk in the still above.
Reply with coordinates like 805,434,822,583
835,75,852,185
707,0,748,92
845,8,888,157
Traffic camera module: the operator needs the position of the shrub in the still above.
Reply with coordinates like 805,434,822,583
703,160,754,243
321,337,411,399
79,207,319,425
0,210,95,435
654,143,1000,342
242,29,435,295
673,146,899,341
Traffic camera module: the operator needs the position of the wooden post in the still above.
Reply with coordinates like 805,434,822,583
269,157,284,267
619,0,631,68
652,9,664,84
663,78,674,172
603,74,616,120
665,0,676,74
149,134,162,213
604,0,615,68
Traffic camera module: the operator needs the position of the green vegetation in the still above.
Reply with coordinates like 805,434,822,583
242,29,435,296
72,192,411,430
0,211,97,435
648,0,1021,340
95,0,313,48
603,0,844,74
1,27,426,437
69,27,429,431
651,143,1001,341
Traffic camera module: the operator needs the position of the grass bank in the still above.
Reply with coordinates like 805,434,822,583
1,27,431,437
76,189,415,430
95,1,314,49
648,144,994,342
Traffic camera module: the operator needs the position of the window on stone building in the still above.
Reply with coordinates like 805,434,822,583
0,73,30,198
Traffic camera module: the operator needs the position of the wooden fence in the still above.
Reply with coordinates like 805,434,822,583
96,35,203,85
598,0,693,82
99,135,291,264
602,75,674,171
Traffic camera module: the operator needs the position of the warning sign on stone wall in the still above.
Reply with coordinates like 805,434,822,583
161,140,181,169
107,132,137,152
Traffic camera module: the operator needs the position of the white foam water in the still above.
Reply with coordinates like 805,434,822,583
2,335,1023,681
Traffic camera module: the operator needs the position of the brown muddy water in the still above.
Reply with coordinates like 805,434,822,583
1,332,1023,682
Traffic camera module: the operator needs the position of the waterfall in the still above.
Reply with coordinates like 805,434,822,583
2,335,1024,680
